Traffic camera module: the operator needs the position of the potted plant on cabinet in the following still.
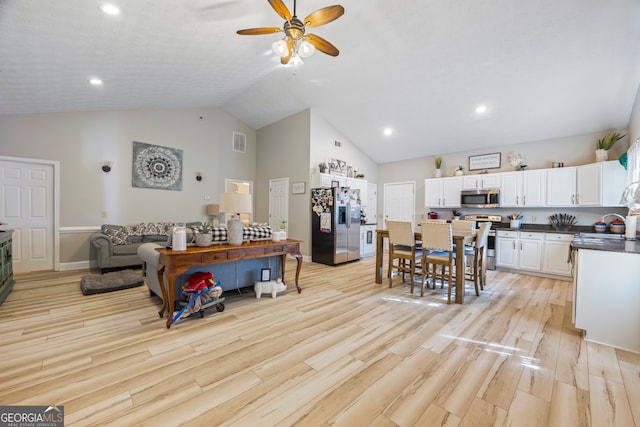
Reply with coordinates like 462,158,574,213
318,162,328,173
434,156,442,177
454,165,464,176
194,222,213,247
595,131,626,162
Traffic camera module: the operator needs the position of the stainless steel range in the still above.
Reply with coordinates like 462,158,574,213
463,214,501,270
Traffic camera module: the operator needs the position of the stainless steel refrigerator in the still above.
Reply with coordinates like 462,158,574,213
311,187,361,265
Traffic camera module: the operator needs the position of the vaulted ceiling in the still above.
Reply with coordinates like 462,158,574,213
1,0,639,163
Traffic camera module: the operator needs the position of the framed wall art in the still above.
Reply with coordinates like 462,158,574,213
292,182,306,194
329,158,347,176
132,141,183,190
469,153,501,170
261,268,271,282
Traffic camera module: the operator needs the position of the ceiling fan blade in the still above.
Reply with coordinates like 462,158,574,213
304,34,339,56
268,0,292,21
303,5,344,27
281,37,295,64
237,27,282,35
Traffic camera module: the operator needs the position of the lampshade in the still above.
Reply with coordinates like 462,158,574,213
206,204,220,215
219,192,253,215
298,40,315,58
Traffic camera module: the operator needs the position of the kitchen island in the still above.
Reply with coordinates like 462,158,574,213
571,236,640,353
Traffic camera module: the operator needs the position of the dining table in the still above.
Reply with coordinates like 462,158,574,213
375,228,476,303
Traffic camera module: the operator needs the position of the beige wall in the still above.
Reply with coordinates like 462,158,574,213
377,131,631,227
256,110,311,254
0,107,257,265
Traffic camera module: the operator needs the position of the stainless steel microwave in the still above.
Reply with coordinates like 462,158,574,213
460,189,499,208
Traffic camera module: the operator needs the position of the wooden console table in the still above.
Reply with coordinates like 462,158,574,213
155,239,303,328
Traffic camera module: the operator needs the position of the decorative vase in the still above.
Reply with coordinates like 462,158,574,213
434,169,442,178
455,170,464,176
194,232,213,247
510,220,521,229
595,149,608,162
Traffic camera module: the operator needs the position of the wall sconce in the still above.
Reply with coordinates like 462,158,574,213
196,172,203,181
101,161,112,173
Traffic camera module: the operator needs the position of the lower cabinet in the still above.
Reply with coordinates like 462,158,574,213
360,225,376,257
543,233,573,276
496,229,572,278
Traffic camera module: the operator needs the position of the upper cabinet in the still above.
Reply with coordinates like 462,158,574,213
576,161,627,207
545,161,626,207
461,174,500,190
500,170,545,207
425,177,462,208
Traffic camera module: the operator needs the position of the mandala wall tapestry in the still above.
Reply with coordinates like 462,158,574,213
132,141,183,191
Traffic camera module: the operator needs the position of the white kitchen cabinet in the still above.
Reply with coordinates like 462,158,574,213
424,177,462,208
496,230,543,273
366,183,377,222
574,248,640,353
543,233,573,276
518,232,544,272
576,161,627,206
461,173,500,190
496,230,519,268
499,170,545,207
499,173,521,207
546,167,577,206
360,224,376,257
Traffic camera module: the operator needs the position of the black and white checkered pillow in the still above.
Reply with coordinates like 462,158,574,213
243,226,272,240
211,227,228,242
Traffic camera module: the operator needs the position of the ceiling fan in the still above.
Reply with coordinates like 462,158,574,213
237,0,344,64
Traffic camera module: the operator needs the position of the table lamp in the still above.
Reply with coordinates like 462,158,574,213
206,204,220,227
219,192,252,245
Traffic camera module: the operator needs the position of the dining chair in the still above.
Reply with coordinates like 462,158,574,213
451,219,476,250
420,222,455,302
465,221,492,295
387,220,421,293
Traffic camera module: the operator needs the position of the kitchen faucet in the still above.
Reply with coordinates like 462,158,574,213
601,213,626,223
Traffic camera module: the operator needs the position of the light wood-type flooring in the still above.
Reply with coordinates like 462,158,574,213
1,256,639,426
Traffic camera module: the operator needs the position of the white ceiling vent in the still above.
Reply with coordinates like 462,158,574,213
335,140,342,147
233,131,246,153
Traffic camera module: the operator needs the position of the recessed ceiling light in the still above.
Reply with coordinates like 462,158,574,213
383,127,393,136
475,105,488,114
89,78,103,85
101,4,120,15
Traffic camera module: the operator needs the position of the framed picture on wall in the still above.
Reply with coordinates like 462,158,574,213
261,268,271,282
329,158,347,176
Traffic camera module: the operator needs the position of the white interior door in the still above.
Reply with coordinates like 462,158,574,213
269,178,289,231
383,181,416,227
0,158,57,273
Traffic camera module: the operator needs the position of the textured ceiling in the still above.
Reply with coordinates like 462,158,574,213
1,0,640,163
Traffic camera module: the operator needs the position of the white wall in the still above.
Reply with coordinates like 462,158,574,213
310,110,378,183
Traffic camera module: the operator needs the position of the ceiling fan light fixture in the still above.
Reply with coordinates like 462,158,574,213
290,54,304,65
298,40,315,58
272,39,288,57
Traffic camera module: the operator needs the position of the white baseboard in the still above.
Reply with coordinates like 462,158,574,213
59,260,97,271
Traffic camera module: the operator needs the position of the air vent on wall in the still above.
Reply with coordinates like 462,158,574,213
233,132,246,153
334,140,342,147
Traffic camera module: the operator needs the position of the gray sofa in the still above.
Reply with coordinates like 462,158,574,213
90,222,201,273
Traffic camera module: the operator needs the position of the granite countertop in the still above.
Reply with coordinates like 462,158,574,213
492,223,592,235
571,237,640,255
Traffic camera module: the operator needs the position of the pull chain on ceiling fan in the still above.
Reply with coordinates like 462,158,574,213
237,0,344,65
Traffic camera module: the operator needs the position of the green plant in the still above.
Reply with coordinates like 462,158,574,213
318,162,327,172
200,222,212,234
597,132,626,150
435,156,442,169
355,173,365,179
455,165,464,171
